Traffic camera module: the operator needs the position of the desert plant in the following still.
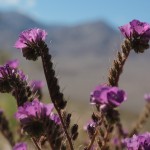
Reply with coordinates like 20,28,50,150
0,20,150,150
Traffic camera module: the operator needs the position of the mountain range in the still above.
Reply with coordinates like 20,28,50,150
0,12,120,56
0,11,150,113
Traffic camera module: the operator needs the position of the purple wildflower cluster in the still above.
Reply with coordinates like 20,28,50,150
119,20,150,40
123,132,150,150
119,20,150,53
90,84,126,108
0,60,36,106
15,28,47,49
15,99,60,125
15,28,47,60
15,99,60,137
0,60,26,93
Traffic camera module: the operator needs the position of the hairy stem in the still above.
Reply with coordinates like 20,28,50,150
108,39,132,86
39,41,74,150
107,39,132,140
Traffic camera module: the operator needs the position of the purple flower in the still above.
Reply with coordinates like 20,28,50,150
0,62,27,93
13,142,27,150
119,20,150,53
15,28,47,60
123,132,150,150
0,60,16,77
90,84,126,107
6,59,19,69
0,61,36,106
0,60,25,80
15,99,60,137
90,84,110,104
144,93,150,102
15,28,47,49
15,99,54,121
0,65,15,92
84,120,96,139
119,20,150,40
83,120,96,131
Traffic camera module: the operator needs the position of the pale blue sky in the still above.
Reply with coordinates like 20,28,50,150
0,0,149,27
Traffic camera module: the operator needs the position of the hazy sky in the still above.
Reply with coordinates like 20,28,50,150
0,0,149,27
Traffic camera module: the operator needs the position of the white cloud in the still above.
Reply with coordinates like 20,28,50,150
0,0,20,5
0,0,36,8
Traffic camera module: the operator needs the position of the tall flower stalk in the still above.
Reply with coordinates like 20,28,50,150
107,19,150,148
15,99,63,149
107,20,150,149
85,19,150,149
88,85,126,149
107,38,132,147
15,28,74,150
109,19,150,86
38,42,74,150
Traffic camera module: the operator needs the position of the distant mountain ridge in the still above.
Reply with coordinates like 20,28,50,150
0,11,120,56
0,12,150,113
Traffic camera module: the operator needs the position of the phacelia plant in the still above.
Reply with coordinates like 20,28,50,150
0,19,150,150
